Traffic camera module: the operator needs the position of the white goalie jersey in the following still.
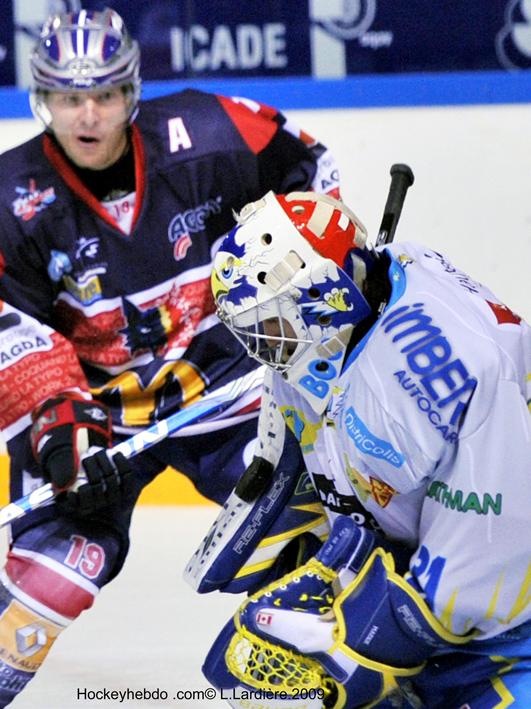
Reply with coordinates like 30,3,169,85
271,241,531,640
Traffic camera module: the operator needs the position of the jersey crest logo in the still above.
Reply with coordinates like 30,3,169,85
120,298,169,356
49,237,107,304
12,179,56,221
369,476,396,508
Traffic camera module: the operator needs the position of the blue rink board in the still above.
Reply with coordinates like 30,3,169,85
0,70,530,119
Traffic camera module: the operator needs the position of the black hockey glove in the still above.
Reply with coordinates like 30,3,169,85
31,395,132,515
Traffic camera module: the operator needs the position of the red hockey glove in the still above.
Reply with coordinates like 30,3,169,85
31,395,132,515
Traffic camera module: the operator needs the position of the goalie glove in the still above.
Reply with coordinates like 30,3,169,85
223,517,476,708
31,395,132,515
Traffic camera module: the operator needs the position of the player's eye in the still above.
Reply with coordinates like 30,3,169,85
63,95,81,107
96,91,115,104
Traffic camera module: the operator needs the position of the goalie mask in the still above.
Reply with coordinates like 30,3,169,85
212,191,371,413
30,8,141,127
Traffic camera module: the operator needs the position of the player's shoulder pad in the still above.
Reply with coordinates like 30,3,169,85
136,89,257,162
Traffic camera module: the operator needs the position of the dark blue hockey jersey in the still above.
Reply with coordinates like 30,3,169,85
0,90,339,440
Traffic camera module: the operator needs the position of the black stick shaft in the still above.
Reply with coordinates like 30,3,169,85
376,163,415,246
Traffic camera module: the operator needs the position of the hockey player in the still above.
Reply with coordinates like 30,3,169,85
205,190,531,707
0,8,337,705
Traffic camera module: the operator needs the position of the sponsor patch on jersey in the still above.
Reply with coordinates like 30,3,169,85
63,274,103,306
427,480,502,516
312,472,383,533
0,600,62,672
167,196,222,244
345,459,398,508
12,179,56,221
48,250,73,282
344,406,405,468
0,328,53,371
382,302,477,443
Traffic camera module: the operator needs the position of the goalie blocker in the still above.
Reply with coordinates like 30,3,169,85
204,517,476,709
185,370,330,595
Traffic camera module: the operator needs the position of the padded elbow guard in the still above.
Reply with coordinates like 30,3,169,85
220,517,476,708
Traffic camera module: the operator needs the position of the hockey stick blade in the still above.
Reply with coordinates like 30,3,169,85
0,366,266,530
376,163,414,247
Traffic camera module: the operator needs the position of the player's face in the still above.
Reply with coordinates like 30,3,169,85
263,317,298,364
46,87,129,170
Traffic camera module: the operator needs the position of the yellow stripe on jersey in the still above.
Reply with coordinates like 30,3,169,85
497,562,531,625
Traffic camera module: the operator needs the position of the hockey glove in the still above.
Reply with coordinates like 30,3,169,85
31,395,132,515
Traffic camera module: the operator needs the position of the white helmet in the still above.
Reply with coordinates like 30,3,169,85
29,7,141,126
212,191,371,413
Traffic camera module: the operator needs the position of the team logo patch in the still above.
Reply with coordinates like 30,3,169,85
369,476,396,508
12,179,56,221
48,237,107,305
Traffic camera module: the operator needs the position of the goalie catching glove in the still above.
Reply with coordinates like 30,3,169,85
30,394,133,516
204,516,476,708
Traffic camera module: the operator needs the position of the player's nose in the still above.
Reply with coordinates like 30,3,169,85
79,98,99,127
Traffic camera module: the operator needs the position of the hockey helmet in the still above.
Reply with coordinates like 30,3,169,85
212,191,371,413
30,7,141,126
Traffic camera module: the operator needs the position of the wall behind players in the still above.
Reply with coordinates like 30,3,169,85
2,0,531,88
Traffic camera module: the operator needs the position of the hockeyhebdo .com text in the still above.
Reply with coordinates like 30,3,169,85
76,686,218,703
76,685,327,703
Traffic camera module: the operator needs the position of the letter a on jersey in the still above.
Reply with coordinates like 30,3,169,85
168,117,193,153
